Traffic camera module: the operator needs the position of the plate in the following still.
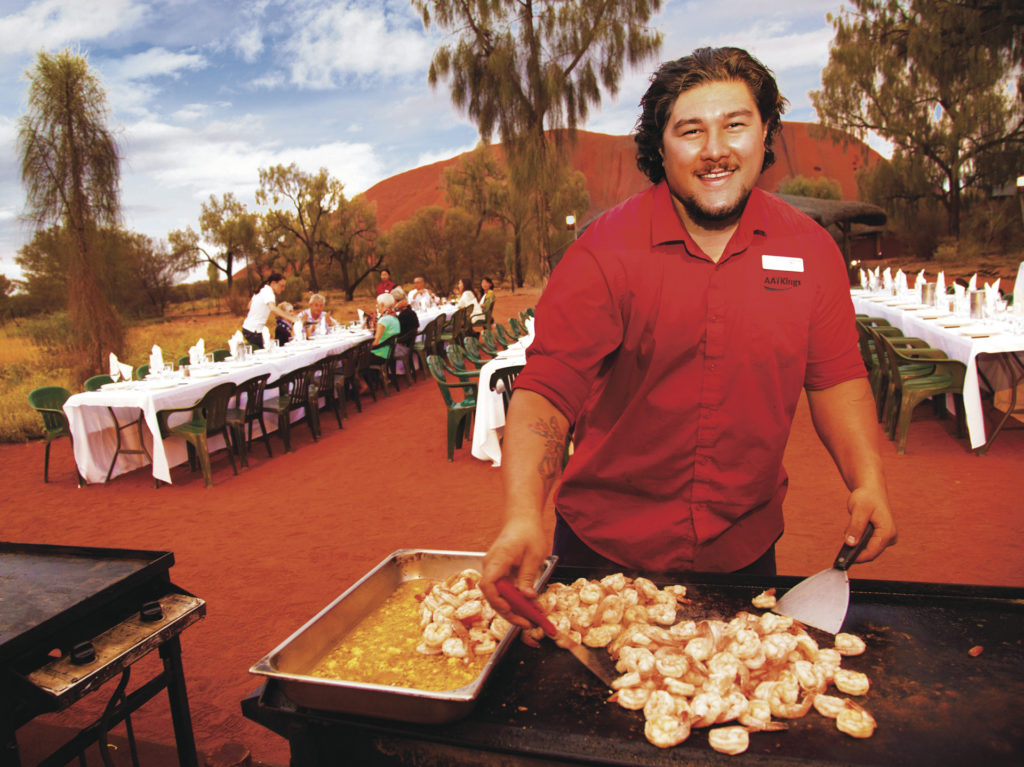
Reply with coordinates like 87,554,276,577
189,369,223,378
143,379,183,389
938,320,967,328
917,312,948,320
961,329,993,338
99,382,132,391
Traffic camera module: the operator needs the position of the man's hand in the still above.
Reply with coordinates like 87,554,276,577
845,486,897,563
480,514,549,629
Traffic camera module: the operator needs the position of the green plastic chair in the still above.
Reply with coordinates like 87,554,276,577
136,364,149,380
363,335,396,399
225,373,273,467
312,353,345,430
866,325,941,424
479,327,504,355
414,315,444,377
390,327,419,390
524,307,535,318
444,344,480,390
263,365,320,452
877,333,966,454
177,355,191,367
426,355,476,461
461,337,490,367
212,349,231,362
475,294,495,328
338,343,363,415
84,374,152,481
508,317,527,338
155,381,238,488
494,322,517,348
27,386,83,485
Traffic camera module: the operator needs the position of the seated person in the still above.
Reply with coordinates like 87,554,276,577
408,276,438,312
391,286,419,335
371,293,400,360
275,302,295,345
297,293,339,338
477,276,495,326
454,277,485,325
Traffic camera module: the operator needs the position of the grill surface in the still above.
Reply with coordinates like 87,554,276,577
245,568,1024,766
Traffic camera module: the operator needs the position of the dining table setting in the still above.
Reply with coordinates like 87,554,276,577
63,325,373,485
851,264,1024,452
471,317,535,466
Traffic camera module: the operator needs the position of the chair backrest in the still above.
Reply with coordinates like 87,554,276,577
426,355,457,407
315,353,342,393
235,373,271,419
177,355,191,367
136,364,149,380
480,294,495,326
27,386,72,433
463,336,484,362
339,344,360,378
508,317,526,337
354,339,373,374
84,374,113,392
212,349,231,362
372,333,398,362
479,328,500,355
394,326,418,351
524,306,535,318
446,344,472,373
490,364,524,413
197,382,237,433
494,323,516,347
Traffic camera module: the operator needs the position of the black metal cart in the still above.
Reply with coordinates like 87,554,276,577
1,543,205,767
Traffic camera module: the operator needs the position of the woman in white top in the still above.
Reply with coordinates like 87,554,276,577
242,273,298,349
454,277,484,324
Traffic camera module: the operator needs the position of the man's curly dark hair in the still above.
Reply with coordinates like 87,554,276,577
634,47,788,184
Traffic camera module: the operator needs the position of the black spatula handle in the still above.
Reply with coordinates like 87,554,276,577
834,522,875,570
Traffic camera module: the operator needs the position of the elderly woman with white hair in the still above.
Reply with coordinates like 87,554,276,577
370,292,400,360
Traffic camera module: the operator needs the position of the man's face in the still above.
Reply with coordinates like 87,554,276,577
414,277,425,291
660,80,767,231
309,299,324,317
271,279,286,295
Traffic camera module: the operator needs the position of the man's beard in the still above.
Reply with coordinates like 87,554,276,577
673,186,754,231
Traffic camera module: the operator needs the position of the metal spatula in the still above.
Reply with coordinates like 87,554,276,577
773,523,874,634
496,578,618,687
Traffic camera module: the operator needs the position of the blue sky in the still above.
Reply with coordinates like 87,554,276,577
0,0,852,282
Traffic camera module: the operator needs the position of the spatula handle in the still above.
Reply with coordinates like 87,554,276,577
834,522,875,571
496,578,557,636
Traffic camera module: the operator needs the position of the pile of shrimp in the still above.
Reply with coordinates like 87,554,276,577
415,569,513,660
528,574,875,754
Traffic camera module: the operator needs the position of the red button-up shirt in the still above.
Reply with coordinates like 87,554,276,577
516,183,865,573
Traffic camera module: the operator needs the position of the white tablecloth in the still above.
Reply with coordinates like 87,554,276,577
471,323,535,467
416,303,458,332
851,291,1024,448
64,330,372,484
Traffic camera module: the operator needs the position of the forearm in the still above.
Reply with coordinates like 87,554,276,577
806,377,885,492
806,377,896,561
502,389,569,526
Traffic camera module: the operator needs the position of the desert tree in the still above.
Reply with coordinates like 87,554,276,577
17,48,124,370
415,0,662,276
812,0,1024,239
169,193,258,292
319,194,380,301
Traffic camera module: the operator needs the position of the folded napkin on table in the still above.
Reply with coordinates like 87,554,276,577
357,308,365,324
859,268,868,290
984,280,1001,314
882,267,893,290
148,345,165,375
914,270,926,289
896,269,908,297
108,352,135,382
228,330,243,359
262,326,271,347
968,273,978,292
936,271,946,301
189,337,205,365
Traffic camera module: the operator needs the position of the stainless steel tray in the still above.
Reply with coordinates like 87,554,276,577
249,549,557,724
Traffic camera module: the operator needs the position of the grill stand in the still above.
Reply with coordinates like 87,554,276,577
2,594,203,767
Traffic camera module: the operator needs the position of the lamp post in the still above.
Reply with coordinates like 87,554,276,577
1017,175,1024,229
566,213,577,240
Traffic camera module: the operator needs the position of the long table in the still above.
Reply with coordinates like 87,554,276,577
63,330,372,484
851,290,1024,450
471,320,534,466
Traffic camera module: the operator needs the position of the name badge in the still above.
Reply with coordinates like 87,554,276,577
762,255,804,273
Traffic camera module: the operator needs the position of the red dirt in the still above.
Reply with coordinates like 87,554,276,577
6,292,1023,766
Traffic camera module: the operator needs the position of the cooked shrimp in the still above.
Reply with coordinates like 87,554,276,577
813,694,848,719
654,650,689,679
708,726,749,755
643,689,681,720
717,690,749,723
611,685,651,710
583,624,621,648
738,699,786,731
793,659,826,693
644,714,691,748
422,620,453,647
834,632,867,656
453,599,482,621
578,581,605,605
663,677,697,698
685,636,714,663
669,620,698,642
595,594,625,625
441,637,467,659
623,604,649,624
690,691,724,728
634,577,660,601
751,588,777,609
835,701,876,738
833,669,870,696
664,583,688,600
599,572,627,593
415,641,441,655
489,614,512,640
611,671,642,690
647,602,677,626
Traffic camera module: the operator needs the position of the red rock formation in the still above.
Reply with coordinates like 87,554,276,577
361,124,884,232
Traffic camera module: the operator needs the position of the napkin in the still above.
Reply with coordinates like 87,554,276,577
968,273,978,292
262,326,271,347
357,308,365,324
109,352,120,380
1015,261,1024,313
149,345,165,375
882,267,893,290
984,281,1000,315
896,269,908,297
228,330,243,359
189,338,205,366
936,271,946,301
859,268,868,290
915,270,926,289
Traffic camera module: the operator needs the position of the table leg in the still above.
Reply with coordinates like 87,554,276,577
159,637,199,767
977,351,1024,455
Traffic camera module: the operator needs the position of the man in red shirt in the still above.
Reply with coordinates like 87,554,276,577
481,47,897,621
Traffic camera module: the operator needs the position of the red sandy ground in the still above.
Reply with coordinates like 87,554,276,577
6,292,1023,766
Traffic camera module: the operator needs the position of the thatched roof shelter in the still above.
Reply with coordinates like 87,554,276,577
777,194,888,265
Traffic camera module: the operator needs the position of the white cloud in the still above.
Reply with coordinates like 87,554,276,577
414,140,479,171
104,46,207,81
0,0,146,57
233,24,263,63
283,2,434,88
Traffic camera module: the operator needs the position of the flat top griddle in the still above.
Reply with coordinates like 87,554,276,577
247,570,1024,767
0,542,174,665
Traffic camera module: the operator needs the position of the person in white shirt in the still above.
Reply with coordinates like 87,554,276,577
242,273,297,349
409,276,438,313
297,293,339,338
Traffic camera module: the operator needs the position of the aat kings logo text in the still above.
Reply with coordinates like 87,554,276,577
763,275,802,291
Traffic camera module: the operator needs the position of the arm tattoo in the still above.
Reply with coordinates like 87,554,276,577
527,416,565,480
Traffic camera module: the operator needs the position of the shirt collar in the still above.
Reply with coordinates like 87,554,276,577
650,181,769,260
